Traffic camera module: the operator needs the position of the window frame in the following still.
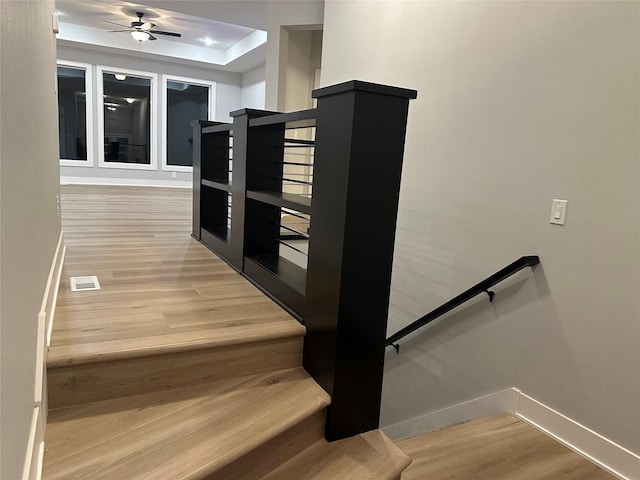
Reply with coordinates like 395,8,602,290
97,65,158,171
57,60,95,167
161,74,216,172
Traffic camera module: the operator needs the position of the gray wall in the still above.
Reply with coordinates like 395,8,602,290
57,44,243,185
1,1,61,478
265,0,324,111
321,0,640,453
241,63,266,109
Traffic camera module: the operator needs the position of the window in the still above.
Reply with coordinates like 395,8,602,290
57,61,94,166
162,75,215,171
97,66,157,170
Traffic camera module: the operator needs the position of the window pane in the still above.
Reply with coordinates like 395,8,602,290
167,81,209,167
57,66,87,160
103,73,151,164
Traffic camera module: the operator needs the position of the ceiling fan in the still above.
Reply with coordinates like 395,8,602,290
106,12,181,42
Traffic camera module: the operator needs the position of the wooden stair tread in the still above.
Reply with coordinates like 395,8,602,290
261,429,411,480
52,188,305,371
47,318,305,368
43,367,331,480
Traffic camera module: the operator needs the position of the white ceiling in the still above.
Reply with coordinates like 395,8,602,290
55,0,269,72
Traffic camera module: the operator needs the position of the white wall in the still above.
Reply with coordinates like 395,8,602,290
283,30,323,112
57,44,243,185
0,1,61,478
241,63,266,109
265,0,324,110
322,0,640,453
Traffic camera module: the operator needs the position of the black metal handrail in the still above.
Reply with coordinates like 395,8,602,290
386,255,540,352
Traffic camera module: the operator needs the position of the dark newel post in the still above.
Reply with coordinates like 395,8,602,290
303,81,417,441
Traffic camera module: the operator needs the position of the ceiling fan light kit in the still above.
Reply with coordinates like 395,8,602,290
131,30,150,42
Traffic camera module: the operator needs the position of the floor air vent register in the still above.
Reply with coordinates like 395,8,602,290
70,276,101,291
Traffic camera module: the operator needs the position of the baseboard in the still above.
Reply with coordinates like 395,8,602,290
382,388,519,440
382,388,639,480
35,440,45,480
60,175,192,189
21,406,41,480
45,232,65,349
515,392,640,480
23,231,65,480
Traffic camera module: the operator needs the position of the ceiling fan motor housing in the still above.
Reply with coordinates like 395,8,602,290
131,12,154,30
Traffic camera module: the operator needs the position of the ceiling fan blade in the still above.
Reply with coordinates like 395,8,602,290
103,20,130,28
148,30,181,37
108,30,131,33
148,34,157,41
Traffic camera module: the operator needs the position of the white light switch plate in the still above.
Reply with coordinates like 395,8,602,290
550,199,568,225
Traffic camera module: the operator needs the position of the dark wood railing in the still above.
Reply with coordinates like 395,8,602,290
192,80,417,441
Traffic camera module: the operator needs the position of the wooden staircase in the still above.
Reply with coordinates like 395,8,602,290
43,186,615,480
44,309,409,480
43,185,411,479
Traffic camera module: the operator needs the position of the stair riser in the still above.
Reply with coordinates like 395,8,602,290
205,409,326,480
48,336,302,408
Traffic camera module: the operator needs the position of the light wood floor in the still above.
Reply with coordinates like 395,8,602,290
51,185,303,367
397,414,616,480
